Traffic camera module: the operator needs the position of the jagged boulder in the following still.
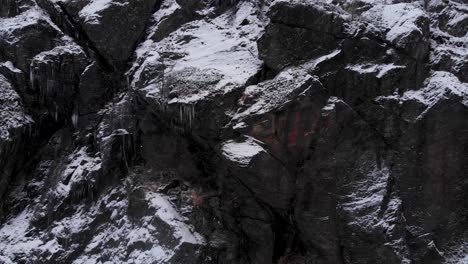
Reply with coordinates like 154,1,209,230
150,1,193,42
362,3,430,61
58,0,161,68
0,7,61,71
432,46,468,83
438,5,468,37
432,4,468,83
258,0,348,71
74,62,110,121
231,68,328,163
29,44,89,123
221,136,293,211
0,74,32,217
130,0,266,143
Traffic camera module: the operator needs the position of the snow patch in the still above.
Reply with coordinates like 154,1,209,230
445,239,468,264
403,71,468,117
222,136,265,167
377,71,468,120
306,49,341,70
321,96,344,116
79,0,127,24
0,184,204,263
362,3,427,46
345,63,406,78
0,61,22,73
0,208,47,263
152,0,181,23
146,192,205,245
55,147,102,198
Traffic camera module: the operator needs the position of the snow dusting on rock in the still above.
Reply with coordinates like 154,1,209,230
79,0,115,24
362,3,428,47
0,74,33,141
130,0,266,104
222,136,265,167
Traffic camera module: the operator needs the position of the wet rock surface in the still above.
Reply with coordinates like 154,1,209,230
0,0,468,263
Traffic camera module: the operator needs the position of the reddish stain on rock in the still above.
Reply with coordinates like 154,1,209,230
287,111,301,146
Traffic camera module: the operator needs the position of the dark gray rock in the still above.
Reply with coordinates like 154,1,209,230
0,74,32,218
61,0,161,68
29,44,89,123
0,15,60,71
258,0,347,71
1,0,468,263
438,5,468,37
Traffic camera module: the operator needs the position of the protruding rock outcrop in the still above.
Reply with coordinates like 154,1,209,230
58,0,162,68
0,74,32,219
29,44,88,123
258,0,348,71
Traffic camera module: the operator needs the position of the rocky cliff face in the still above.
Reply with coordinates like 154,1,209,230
0,0,467,263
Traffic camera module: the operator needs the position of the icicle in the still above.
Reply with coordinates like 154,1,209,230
72,108,79,128
121,134,129,171
175,104,196,129
179,106,183,123
189,105,195,128
54,103,58,121
29,68,34,88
